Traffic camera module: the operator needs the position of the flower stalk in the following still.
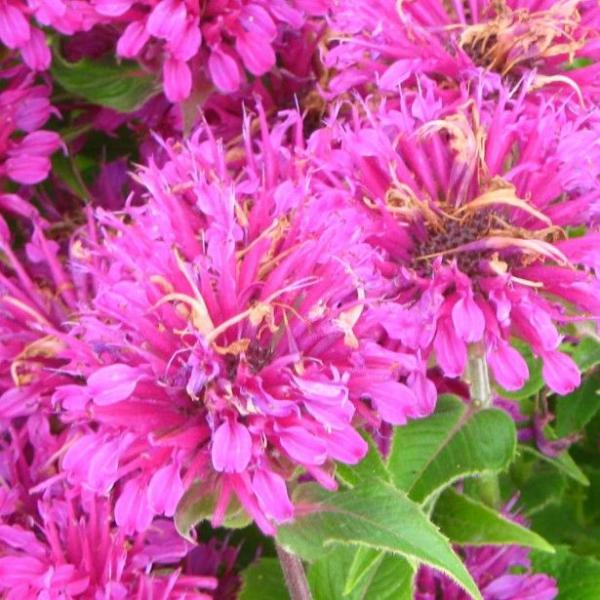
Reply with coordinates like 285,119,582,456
468,347,492,409
276,543,313,600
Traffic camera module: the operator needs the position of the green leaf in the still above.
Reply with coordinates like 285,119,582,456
239,558,288,600
51,50,159,112
432,488,554,552
532,546,600,600
174,483,251,540
344,547,383,594
387,395,516,503
277,481,482,600
336,434,391,488
309,545,414,600
496,341,544,400
522,446,590,487
555,373,600,436
569,335,600,371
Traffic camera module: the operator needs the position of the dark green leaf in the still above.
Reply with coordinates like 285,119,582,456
433,488,554,552
239,558,288,600
522,446,589,487
175,483,251,540
387,395,516,503
555,373,600,436
277,481,482,600
52,50,159,112
532,546,600,599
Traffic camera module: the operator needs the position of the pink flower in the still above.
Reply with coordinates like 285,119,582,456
313,87,600,396
46,110,434,535
325,0,600,104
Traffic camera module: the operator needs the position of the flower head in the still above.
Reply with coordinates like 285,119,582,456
313,88,600,396
325,0,600,103
44,110,434,535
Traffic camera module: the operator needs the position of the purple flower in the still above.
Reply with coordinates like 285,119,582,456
313,87,600,396
325,0,600,104
39,111,434,535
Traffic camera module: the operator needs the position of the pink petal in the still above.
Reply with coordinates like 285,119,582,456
487,340,529,391
252,469,293,522
115,477,154,533
235,31,275,76
452,293,485,343
5,156,51,184
208,46,241,92
93,0,133,17
146,0,186,41
163,57,192,102
211,420,253,473
434,319,467,378
116,20,149,58
168,18,201,62
87,364,144,405
369,381,417,425
20,27,51,70
542,351,581,396
278,425,327,465
324,427,368,464
0,4,30,49
148,462,184,516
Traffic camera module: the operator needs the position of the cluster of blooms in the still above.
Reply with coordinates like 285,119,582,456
3,0,600,596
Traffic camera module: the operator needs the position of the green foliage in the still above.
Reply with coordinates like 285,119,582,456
174,483,251,540
277,480,482,599
336,434,391,487
555,373,600,436
239,558,288,600
432,488,554,552
51,49,159,112
387,395,516,502
308,545,415,600
532,547,600,599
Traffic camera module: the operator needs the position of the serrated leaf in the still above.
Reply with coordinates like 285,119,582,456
336,433,391,488
174,482,251,540
310,545,415,600
344,547,382,594
433,488,554,552
532,546,600,600
239,558,288,600
51,50,159,112
522,446,590,487
277,481,482,600
387,395,516,503
555,373,600,436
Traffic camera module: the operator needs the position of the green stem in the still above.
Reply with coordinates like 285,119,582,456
276,543,313,600
468,348,492,409
467,347,500,507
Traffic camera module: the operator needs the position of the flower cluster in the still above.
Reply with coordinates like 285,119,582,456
4,0,600,596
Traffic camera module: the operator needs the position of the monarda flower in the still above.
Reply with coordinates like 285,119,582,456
0,64,61,185
92,0,321,101
49,113,433,535
314,89,600,397
325,0,600,103
0,489,219,598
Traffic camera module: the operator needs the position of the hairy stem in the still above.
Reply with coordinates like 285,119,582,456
468,348,492,409
468,347,500,506
276,543,313,600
